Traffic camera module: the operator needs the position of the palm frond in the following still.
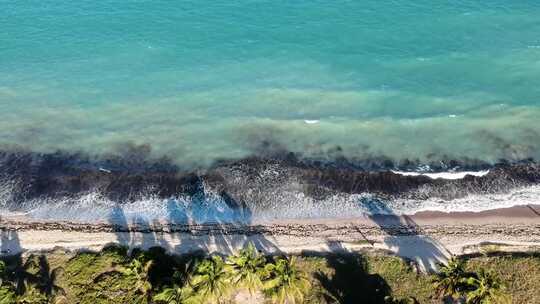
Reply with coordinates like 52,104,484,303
263,256,311,304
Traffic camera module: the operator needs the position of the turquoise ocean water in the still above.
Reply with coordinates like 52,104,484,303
2,1,540,168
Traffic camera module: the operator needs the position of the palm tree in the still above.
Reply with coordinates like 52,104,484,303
190,255,231,304
462,269,508,304
120,257,154,302
263,256,311,304
153,285,195,304
0,261,17,304
0,285,16,304
226,242,267,294
432,258,467,300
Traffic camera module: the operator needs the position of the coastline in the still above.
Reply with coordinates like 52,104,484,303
2,151,540,272
2,205,539,272
4,3,540,301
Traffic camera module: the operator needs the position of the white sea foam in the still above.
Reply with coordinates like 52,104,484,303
0,177,17,208
251,185,540,220
391,170,490,180
1,181,539,224
8,190,248,225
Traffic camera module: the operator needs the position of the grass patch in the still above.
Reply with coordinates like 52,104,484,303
52,247,141,304
464,253,540,304
295,253,434,303
367,255,433,303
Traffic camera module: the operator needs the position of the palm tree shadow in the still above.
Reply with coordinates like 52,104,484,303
1,229,25,294
363,198,450,272
109,204,131,247
1,230,63,299
23,254,65,298
308,242,391,304
527,205,540,217
36,255,64,297
106,174,280,258
0,229,22,257
161,176,280,256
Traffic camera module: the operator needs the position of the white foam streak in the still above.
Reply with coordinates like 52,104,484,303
0,177,17,208
390,185,540,214
391,170,490,180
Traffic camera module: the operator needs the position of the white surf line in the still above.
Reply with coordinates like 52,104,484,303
304,119,320,124
391,170,490,180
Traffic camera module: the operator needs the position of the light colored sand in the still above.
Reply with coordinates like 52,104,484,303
1,229,451,271
1,205,539,273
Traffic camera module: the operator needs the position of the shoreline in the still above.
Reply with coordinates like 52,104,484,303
2,204,539,231
2,150,540,227
2,205,539,272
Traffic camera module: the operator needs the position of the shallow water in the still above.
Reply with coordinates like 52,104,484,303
2,1,540,167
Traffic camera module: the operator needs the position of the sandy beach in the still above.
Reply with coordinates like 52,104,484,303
2,205,539,272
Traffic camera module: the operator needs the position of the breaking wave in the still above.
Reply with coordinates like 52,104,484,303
1,150,539,225
2,182,540,225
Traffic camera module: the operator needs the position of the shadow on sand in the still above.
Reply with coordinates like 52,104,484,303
527,204,540,217
0,229,21,257
1,229,66,301
105,175,279,258
363,198,451,272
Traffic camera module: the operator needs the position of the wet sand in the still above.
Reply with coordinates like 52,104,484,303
1,205,539,272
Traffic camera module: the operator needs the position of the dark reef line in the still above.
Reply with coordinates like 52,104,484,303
1,148,539,209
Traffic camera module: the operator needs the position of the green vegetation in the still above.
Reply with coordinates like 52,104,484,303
153,285,192,304
0,261,16,304
119,253,154,302
226,243,267,294
462,269,508,304
263,257,310,304
432,258,467,299
432,258,510,304
0,247,538,303
190,255,231,303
